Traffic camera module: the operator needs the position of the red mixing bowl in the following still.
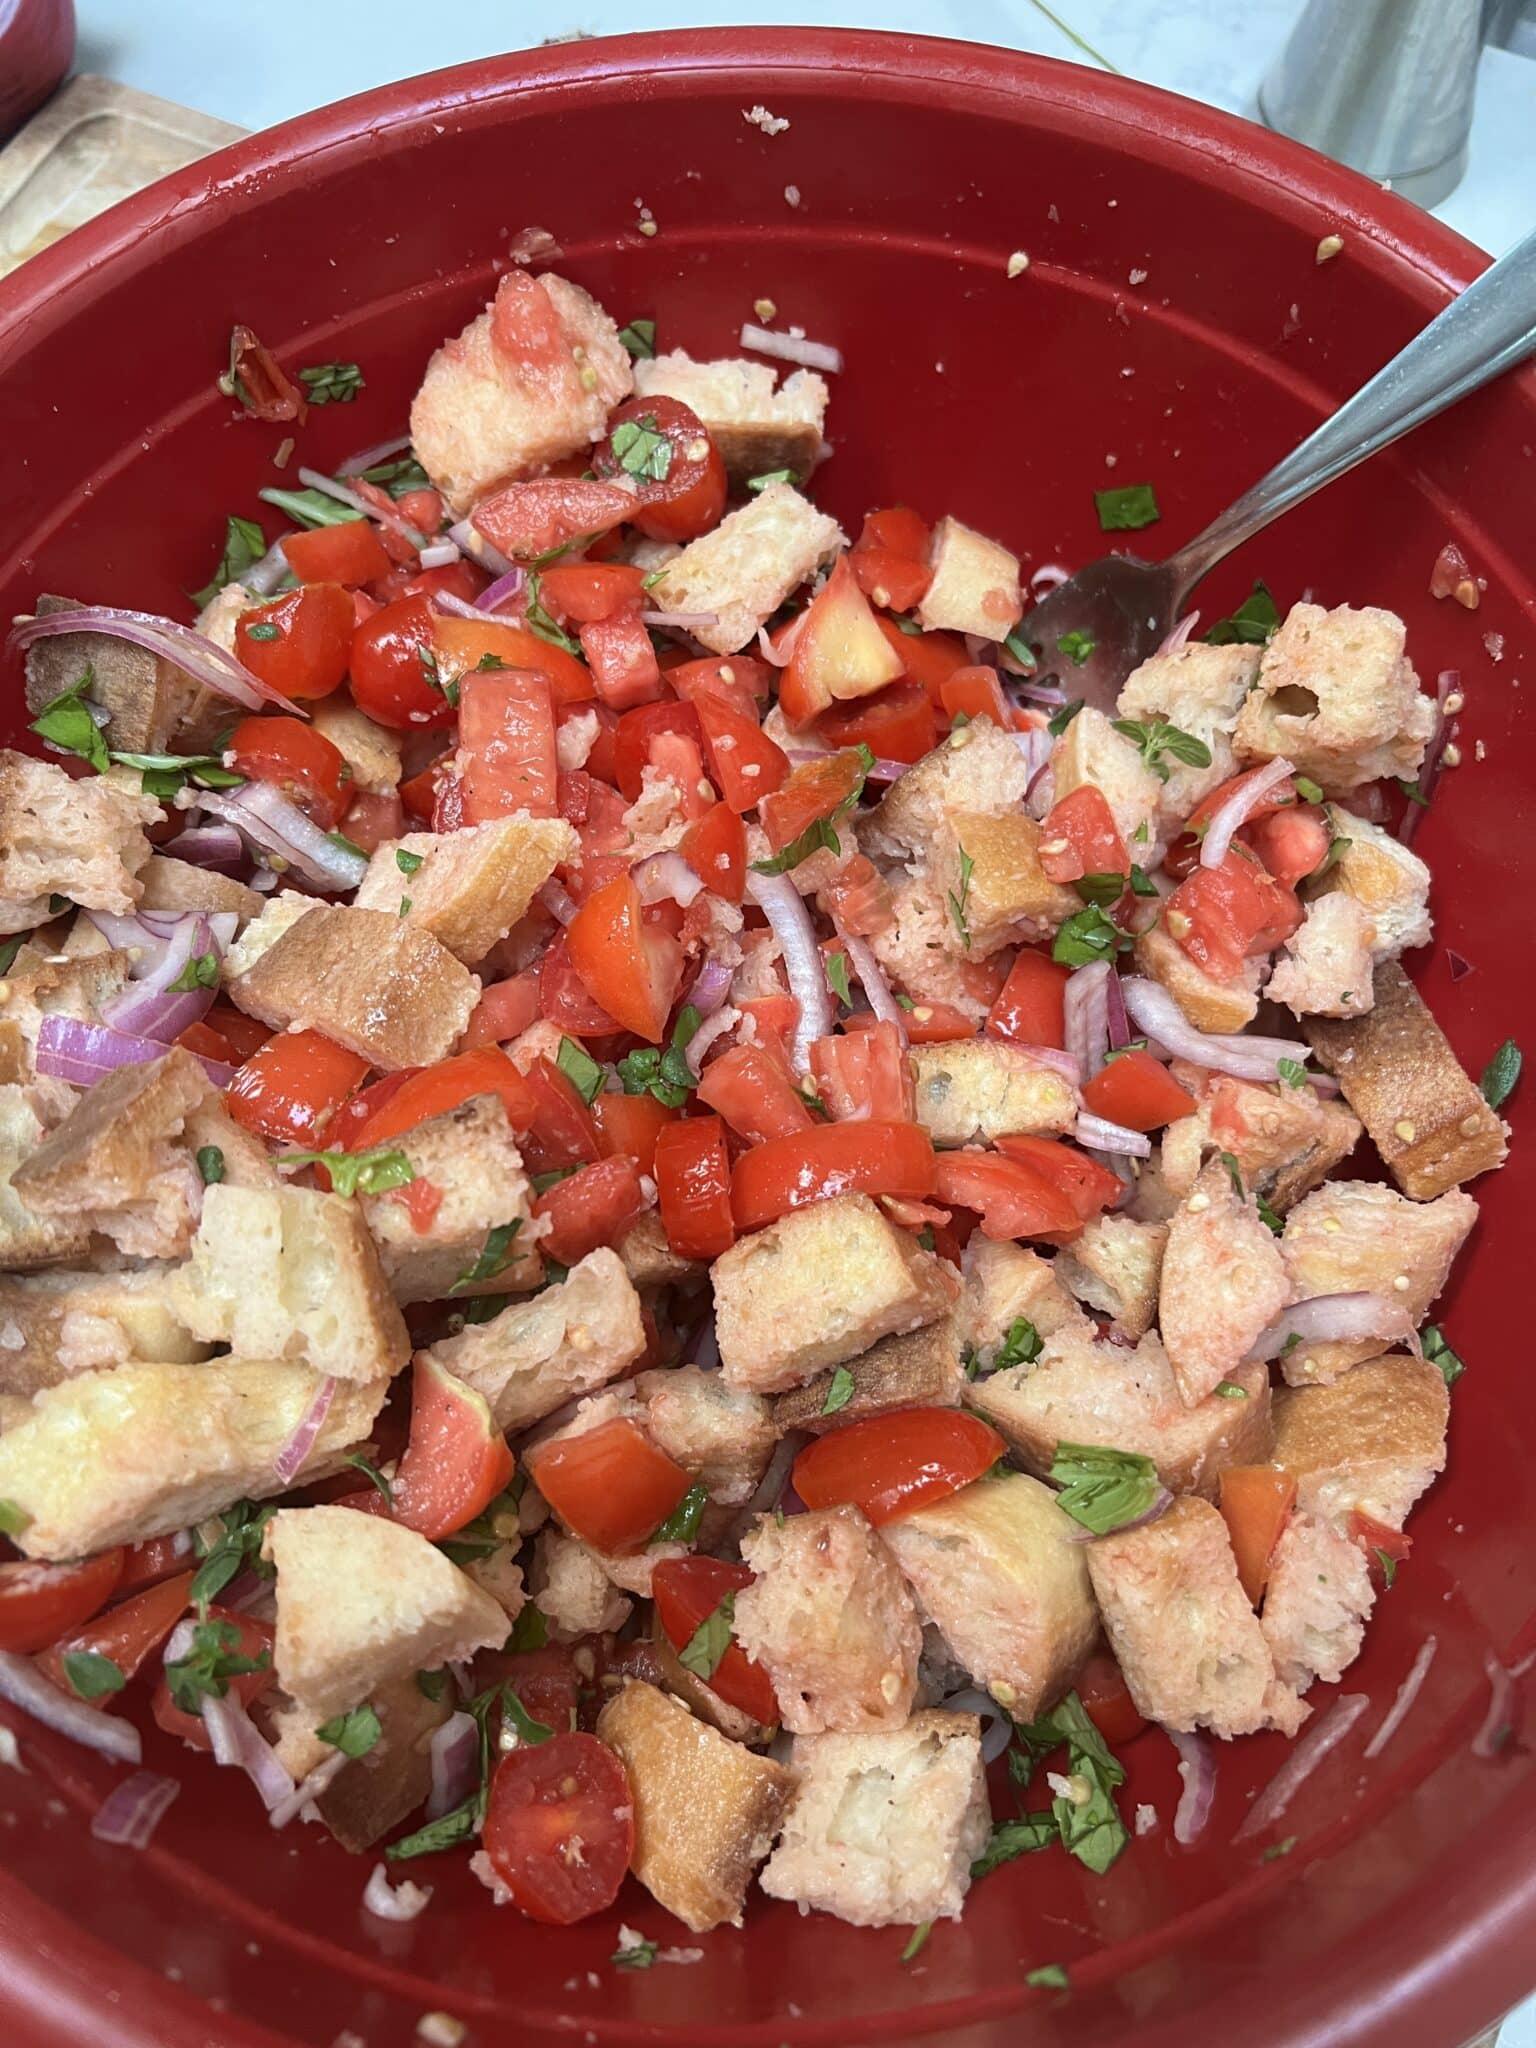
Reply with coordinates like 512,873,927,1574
0,28,1531,2048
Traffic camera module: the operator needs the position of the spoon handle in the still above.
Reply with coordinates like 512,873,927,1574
1168,224,1536,599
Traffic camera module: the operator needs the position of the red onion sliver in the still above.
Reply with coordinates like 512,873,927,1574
364,1862,433,1921
1246,1292,1416,1363
243,538,294,598
1074,1112,1153,1157
738,322,843,374
91,1770,181,1849
1200,758,1295,870
632,850,704,909
1063,960,1111,1082
1233,1694,1370,1842
1166,1726,1216,1844
1154,610,1201,656
296,467,430,549
448,520,516,579
861,757,915,784
160,823,246,870
433,591,486,623
417,541,461,571
338,432,414,477
475,566,529,612
684,1005,738,1078
1363,1637,1438,1760
1472,1652,1521,1759
1012,1043,1082,1086
938,1686,1013,1764
198,784,368,892
689,956,735,1018
36,1013,235,1089
1104,965,1131,1050
7,606,300,716
1011,678,1070,707
426,1712,479,1821
641,610,719,630
835,925,907,1036
269,1748,348,1829
273,1376,337,1485
757,612,807,667
1010,727,1053,783
537,878,577,927
1030,564,1071,595
746,870,830,1071
1121,978,1322,1088
1446,949,1475,982
0,1650,143,1763
202,1692,296,1810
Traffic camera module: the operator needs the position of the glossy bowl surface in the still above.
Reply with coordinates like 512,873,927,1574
0,28,1532,2048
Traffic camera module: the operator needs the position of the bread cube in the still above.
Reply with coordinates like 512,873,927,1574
358,1094,540,1304
1174,1071,1362,1216
309,696,403,794
936,811,1080,956
353,816,578,966
915,516,1022,641
1260,1511,1374,1694
864,877,991,1024
597,1681,796,1932
530,1527,633,1636
734,1505,922,1733
271,1670,452,1853
616,1209,704,1287
1049,706,1163,851
1158,1165,1291,1404
1054,1213,1167,1341
1086,1496,1305,1737
1267,893,1376,1020
0,1267,208,1396
759,1710,990,1926
220,890,315,982
646,483,844,654
0,1084,90,1269
136,854,265,924
1313,806,1432,961
714,1193,956,1394
1116,641,1259,833
1133,920,1261,1032
959,1237,1091,1367
1234,602,1434,793
862,719,1034,866
911,1039,1077,1145
633,351,828,481
636,1365,777,1503
24,594,196,753
0,752,159,931
182,1098,282,1192
772,1317,963,1436
1271,1351,1449,1531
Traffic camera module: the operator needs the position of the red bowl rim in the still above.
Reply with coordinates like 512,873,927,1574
0,27,1530,2048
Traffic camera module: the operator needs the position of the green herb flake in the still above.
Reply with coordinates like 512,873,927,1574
316,1703,382,1757
1012,1692,1130,1875
1276,1058,1308,1089
396,848,424,875
617,318,657,360
1257,1195,1283,1235
747,468,798,493
1396,777,1430,809
895,993,916,1011
1110,716,1212,782
1421,1323,1465,1388
1052,906,1127,968
284,1144,415,1200
613,1935,660,1971
507,1604,549,1653
359,454,431,498
970,1810,1059,1877
451,1220,523,1294
1205,580,1280,647
556,1036,604,1106
678,1590,736,1682
258,485,368,531
1094,482,1160,532
899,1922,932,1964
1261,1836,1298,1861
524,574,584,657
826,949,853,1007
1293,774,1324,804
0,936,24,977
947,845,975,951
617,1004,701,1108
1057,630,1096,667
822,1365,856,1416
63,1650,126,1701
298,361,364,406
164,1616,272,1713
195,1145,226,1186
1214,1380,1250,1400
1127,864,1158,898
191,514,269,610
167,952,221,994
1049,1442,1164,1537
1075,871,1127,909
1002,628,1038,675
1048,699,1084,737
243,620,281,644
1027,1964,1070,1990
610,414,673,484
189,1501,276,1616
1218,1150,1245,1199
345,1453,395,1507
30,668,109,773
993,1317,1043,1373
0,1500,31,1538
1375,1549,1398,1590
503,1689,554,1748
416,1669,449,1703
652,1482,709,1544
1480,1038,1521,1111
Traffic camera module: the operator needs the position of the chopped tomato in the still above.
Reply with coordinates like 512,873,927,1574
118,1535,191,1595
580,605,664,711
400,756,452,824
482,1731,634,1925
1350,1508,1413,1589
351,1046,533,1149
462,973,543,1050
458,667,558,822
654,1114,735,1259
876,614,970,704
236,583,353,702
779,555,905,726
614,700,702,803
532,1154,649,1264
810,1020,912,1122
760,747,867,855
475,1643,582,1733
1167,849,1302,982
669,654,770,722
1039,784,1128,885
340,789,405,852
1081,1049,1199,1133
846,999,975,1045
222,326,305,422
225,1030,370,1145
858,506,930,558
820,851,895,937
851,506,933,613
202,1004,273,1063
529,1416,691,1554
1220,1466,1298,1606
151,1608,274,1752
987,949,1070,1048
652,1557,778,1723
280,520,392,588
391,1355,515,1542
649,729,712,819
507,1056,599,1174
814,679,936,765
473,477,637,561
350,594,457,730
178,1018,237,1064
434,614,592,707
793,1409,1006,1526
694,690,789,813
537,563,649,624
932,1148,1081,1240
680,800,746,903
592,396,727,544
37,1570,194,1703
589,1091,677,1178
994,1133,1123,1224
1245,804,1331,888
1074,1648,1146,1747
227,714,351,830
567,874,682,1041
540,930,626,1037
0,1551,124,1655
731,1119,936,1231
697,1041,814,1145
370,557,487,609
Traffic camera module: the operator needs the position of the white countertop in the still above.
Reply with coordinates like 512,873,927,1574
62,2,1536,2041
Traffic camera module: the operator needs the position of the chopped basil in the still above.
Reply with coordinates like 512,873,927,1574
556,1035,604,1106
190,1501,275,1615
164,1616,271,1712
826,949,853,1007
450,1220,523,1293
167,952,220,994
895,993,915,1011
417,642,457,707
506,1603,549,1652
1276,1057,1308,1088
652,1482,709,1544
1101,1039,1149,1064
316,1703,381,1757
243,620,281,644
1214,1380,1249,1399
613,1935,660,1970
1480,1037,1521,1110
387,1684,503,1860
398,898,412,918
191,513,269,610
894,616,924,637
899,1922,932,1964
1007,1692,1129,1875
1257,1195,1283,1235
822,1365,856,1415
610,414,673,484
1293,774,1324,804
344,1453,395,1507
993,1317,1043,1372
1027,1964,1070,1990
1048,699,1084,737
502,1689,554,1748
618,1005,701,1108
0,935,24,976
1127,864,1158,898
747,468,798,493
1075,871,1127,909
1094,482,1160,531
416,1669,449,1703
1048,1442,1163,1536
1110,716,1212,782
30,668,109,773
460,1294,509,1326
678,1590,736,1682
474,652,513,672
1261,1836,1297,1861
195,1145,226,1185
396,848,424,875
111,751,246,800
1319,828,1352,875
63,1651,125,1701
1376,1549,1398,1590
617,317,657,360
1396,777,1430,809
524,575,583,656
1421,1323,1464,1388
1052,906,1127,967
1218,1150,1245,1199
299,361,364,406
947,845,975,951
285,1144,415,1199
1002,629,1038,674
971,1809,1059,1877
260,485,365,530
751,745,874,878
359,453,431,498
1057,630,1095,667
0,1499,31,1538
1204,580,1279,646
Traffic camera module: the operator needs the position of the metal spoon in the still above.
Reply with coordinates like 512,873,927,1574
1021,223,1536,712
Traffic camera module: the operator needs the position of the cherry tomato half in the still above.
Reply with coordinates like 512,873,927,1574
236,584,353,702
792,1409,1006,1526
593,396,727,544
482,1731,634,1924
227,715,351,830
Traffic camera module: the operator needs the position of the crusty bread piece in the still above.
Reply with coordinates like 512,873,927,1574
24,594,196,753
182,1098,282,1191
968,1329,1272,1500
1050,706,1163,852
136,854,264,924
11,1046,211,1259
646,483,844,655
864,876,991,1024
353,816,578,966
267,1505,506,1725
1267,893,1377,1020
1235,602,1434,794
714,1193,957,1394
883,1472,1096,1719
0,1267,208,1396
0,751,160,931
1086,1496,1306,1737
734,1504,922,1734
411,270,633,516
426,1246,644,1431
911,1039,1076,1145
1116,641,1258,836
916,516,1022,641
635,1365,777,1503
760,1711,989,1927
935,811,1079,956
0,1084,90,1268
268,1669,451,1852
1278,1181,1475,1384
221,890,315,981
598,1633,777,1747
772,1317,963,1436
959,1237,1091,1366
863,720,1034,866
1166,1070,1362,1216
1134,921,1261,1032
633,351,828,481
597,1681,796,1932
229,903,478,1070
358,1094,539,1304
0,1360,387,1559
616,1208,703,1287
0,942,134,1094
1260,1511,1375,1694
530,1527,633,1636
1271,1351,1449,1531
309,696,403,794
1055,1214,1167,1341
1304,959,1508,1199
1312,805,1432,961
1158,1164,1290,1405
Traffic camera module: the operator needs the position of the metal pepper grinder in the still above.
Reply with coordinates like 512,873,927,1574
1258,0,1485,209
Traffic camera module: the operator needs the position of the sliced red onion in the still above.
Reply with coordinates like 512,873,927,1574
723,1430,808,1550
296,466,430,550
273,1376,337,1485
1026,764,1056,821
364,1862,433,1921
338,432,414,477
937,1686,1013,1764
1104,966,1132,1050
1166,1726,1216,1844
7,606,300,716
102,913,219,1041
641,610,719,631
689,956,735,1018
1005,1042,1082,1086
858,757,913,785
1154,610,1201,657
1030,564,1071,595
1472,1651,1521,1760
1011,678,1069,707
426,1712,480,1821
198,784,368,893
738,322,843,374
1074,1113,1153,1157
1063,960,1111,1082
202,1692,296,1810
0,1650,142,1764
1233,1693,1370,1842
269,1748,348,1829
1008,729,1053,790
243,537,295,598
1246,1293,1415,1364
835,925,907,1036
1446,949,1475,982
448,520,516,579
160,823,246,870
1121,978,1323,1088
1398,671,1461,848
684,1005,738,1077
632,851,704,909
1363,1637,1438,1760
746,871,831,1070
36,1013,235,1088
433,592,487,623
417,541,461,571
757,612,807,667
162,1618,198,1668
475,566,528,613
537,878,577,927
90,1769,181,1849
1200,758,1295,870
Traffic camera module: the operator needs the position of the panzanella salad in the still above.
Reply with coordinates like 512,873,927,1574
0,265,1517,1944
